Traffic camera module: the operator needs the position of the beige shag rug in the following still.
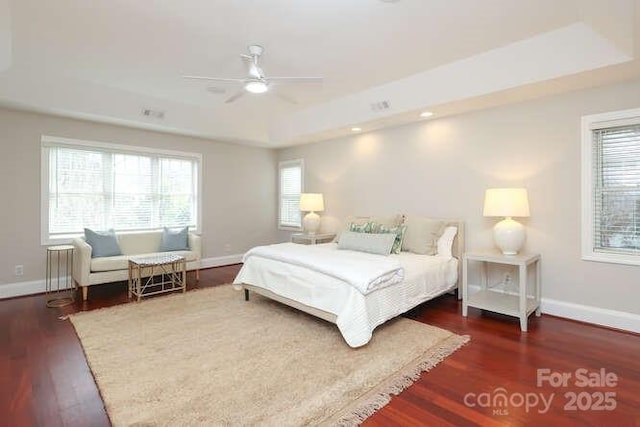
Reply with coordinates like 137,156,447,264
69,285,468,426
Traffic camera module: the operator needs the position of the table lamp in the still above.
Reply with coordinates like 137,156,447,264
300,193,324,235
483,188,530,255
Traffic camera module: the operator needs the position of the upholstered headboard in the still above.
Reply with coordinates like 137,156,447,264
393,215,466,286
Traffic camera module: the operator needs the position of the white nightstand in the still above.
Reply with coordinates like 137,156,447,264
462,250,541,332
291,232,336,245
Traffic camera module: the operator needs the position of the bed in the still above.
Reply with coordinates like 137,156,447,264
233,218,464,348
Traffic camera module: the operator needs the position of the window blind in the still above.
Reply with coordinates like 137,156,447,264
279,160,303,228
45,142,199,239
592,124,640,254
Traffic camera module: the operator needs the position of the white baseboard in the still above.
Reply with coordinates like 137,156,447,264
200,254,244,269
0,277,73,300
467,284,640,334
0,255,243,300
3,264,638,334
540,298,640,334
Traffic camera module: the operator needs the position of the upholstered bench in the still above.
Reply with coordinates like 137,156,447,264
71,230,201,301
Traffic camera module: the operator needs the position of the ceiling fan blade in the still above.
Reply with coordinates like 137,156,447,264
183,75,245,83
267,77,323,83
225,90,246,104
273,91,298,105
206,86,226,95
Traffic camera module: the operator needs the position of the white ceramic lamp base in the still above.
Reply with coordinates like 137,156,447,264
303,211,320,235
493,217,525,255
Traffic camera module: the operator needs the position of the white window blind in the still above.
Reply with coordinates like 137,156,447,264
582,108,640,265
42,136,200,242
592,124,640,254
279,160,303,229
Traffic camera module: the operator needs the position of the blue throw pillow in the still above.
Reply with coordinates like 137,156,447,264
84,228,122,258
160,226,189,251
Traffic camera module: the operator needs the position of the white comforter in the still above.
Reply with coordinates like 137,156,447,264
242,242,404,295
234,243,458,347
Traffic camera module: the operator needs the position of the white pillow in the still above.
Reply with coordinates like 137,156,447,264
436,226,458,259
337,231,396,256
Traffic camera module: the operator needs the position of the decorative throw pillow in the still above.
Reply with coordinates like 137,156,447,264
371,214,403,229
333,216,369,242
337,231,395,256
84,228,122,258
349,221,377,233
160,226,190,251
378,224,407,254
334,215,402,242
401,216,445,255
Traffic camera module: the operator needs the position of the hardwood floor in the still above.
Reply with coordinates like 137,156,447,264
2,265,639,426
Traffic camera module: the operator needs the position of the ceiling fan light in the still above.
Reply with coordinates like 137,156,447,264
245,80,268,94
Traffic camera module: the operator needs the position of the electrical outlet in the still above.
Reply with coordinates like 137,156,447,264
504,273,512,284
224,243,231,253
14,265,24,276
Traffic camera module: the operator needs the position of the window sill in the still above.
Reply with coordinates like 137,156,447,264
279,226,303,232
582,252,640,267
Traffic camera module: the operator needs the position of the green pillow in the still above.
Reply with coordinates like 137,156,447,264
349,221,377,233
337,231,395,256
378,224,407,254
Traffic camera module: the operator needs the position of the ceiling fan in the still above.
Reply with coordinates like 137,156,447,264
183,45,323,104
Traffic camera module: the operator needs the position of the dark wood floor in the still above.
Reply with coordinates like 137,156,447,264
2,265,639,426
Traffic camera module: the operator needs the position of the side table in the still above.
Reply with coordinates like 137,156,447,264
46,244,75,308
462,250,541,331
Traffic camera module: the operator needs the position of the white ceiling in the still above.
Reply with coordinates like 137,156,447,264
0,0,638,147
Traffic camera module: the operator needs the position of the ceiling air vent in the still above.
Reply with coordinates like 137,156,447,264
370,100,391,113
141,109,165,119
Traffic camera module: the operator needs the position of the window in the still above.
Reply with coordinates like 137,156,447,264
582,108,640,265
41,136,201,244
278,159,303,229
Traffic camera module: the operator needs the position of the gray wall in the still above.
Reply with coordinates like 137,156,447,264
278,79,640,315
0,108,278,285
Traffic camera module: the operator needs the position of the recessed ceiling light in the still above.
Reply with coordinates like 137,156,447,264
351,127,362,132
420,111,434,118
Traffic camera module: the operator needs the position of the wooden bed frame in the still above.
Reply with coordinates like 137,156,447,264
242,219,465,325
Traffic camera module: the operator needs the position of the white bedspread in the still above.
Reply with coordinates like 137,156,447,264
234,243,458,348
242,242,404,295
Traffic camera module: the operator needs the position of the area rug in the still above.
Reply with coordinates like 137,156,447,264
69,285,469,426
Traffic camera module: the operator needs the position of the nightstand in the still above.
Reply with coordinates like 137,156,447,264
291,232,336,245
462,250,541,331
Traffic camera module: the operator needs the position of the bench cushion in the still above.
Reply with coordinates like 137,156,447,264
90,250,198,272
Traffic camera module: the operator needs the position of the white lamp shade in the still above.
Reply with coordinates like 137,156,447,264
483,188,530,218
300,193,324,212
